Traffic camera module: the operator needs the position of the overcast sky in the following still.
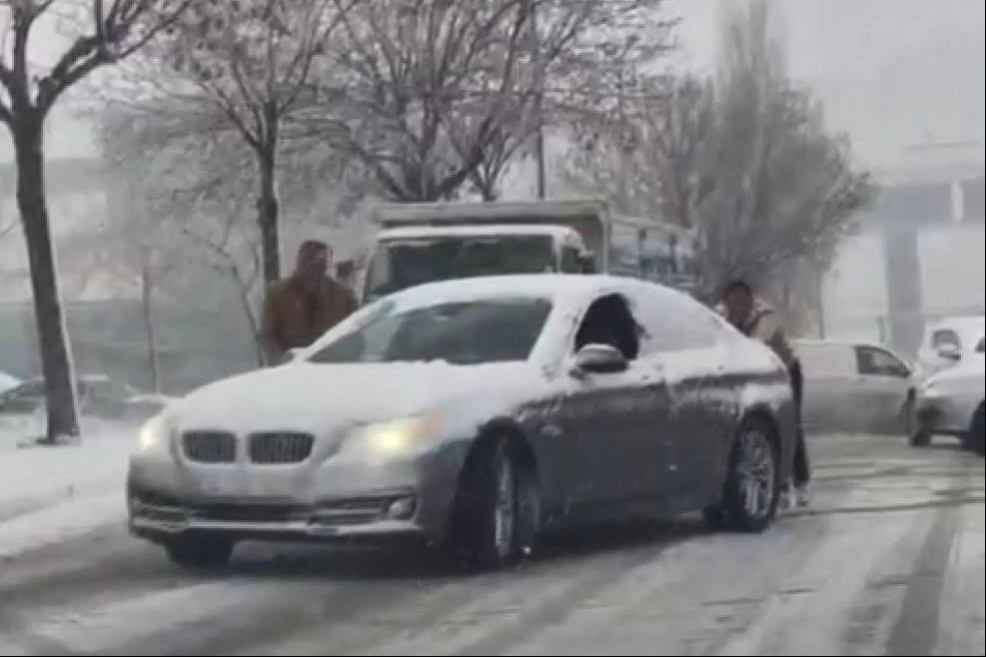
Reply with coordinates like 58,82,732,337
669,0,985,169
4,0,985,170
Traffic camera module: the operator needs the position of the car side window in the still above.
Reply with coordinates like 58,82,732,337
978,337,985,354
574,293,641,361
632,287,722,354
931,329,961,351
856,347,910,378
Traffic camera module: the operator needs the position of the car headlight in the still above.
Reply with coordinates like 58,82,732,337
135,414,173,456
349,414,444,460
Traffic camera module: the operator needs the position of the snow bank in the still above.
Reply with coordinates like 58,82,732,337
0,418,134,560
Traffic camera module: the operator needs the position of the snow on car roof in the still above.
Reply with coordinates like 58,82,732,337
378,225,582,242
382,274,629,309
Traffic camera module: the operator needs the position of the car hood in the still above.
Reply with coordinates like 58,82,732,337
173,361,543,437
926,355,985,389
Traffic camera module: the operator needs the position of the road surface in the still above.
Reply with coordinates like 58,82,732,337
1,434,983,656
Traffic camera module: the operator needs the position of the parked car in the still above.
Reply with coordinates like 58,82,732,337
129,275,797,570
0,371,20,395
0,375,170,420
916,316,985,376
795,340,917,435
913,343,985,455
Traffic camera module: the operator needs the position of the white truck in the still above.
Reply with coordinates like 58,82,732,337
361,200,697,303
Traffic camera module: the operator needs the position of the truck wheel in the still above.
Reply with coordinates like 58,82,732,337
710,420,780,533
450,436,528,570
165,534,234,570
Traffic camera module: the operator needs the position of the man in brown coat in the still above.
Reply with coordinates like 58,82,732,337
261,241,357,364
721,280,810,508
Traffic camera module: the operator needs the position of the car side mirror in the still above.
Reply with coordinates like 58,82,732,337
572,344,628,376
937,344,961,362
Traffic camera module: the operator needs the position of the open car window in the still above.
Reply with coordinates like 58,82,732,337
310,299,552,365
574,293,641,361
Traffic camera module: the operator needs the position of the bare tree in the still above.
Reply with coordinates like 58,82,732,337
141,0,356,287
96,101,289,366
0,0,190,441
304,0,672,202
565,0,872,303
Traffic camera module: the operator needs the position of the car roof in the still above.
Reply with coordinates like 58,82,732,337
928,316,985,335
381,274,654,310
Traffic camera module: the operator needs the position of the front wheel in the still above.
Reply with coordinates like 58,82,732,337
450,437,529,570
165,534,234,570
709,422,781,533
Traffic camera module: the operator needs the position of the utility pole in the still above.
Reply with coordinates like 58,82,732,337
529,0,547,199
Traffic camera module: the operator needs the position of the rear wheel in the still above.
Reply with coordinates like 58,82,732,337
969,407,985,457
708,421,780,533
165,534,234,570
450,436,528,570
910,428,932,447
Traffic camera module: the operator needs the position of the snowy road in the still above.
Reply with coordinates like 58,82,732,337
1,434,983,656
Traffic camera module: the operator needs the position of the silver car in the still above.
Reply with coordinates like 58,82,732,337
795,340,917,435
129,275,797,570
913,340,985,455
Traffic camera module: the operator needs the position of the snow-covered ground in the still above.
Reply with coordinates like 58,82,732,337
0,416,134,561
0,434,982,656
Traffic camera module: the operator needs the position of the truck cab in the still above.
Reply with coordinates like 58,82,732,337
364,224,591,303
361,200,697,304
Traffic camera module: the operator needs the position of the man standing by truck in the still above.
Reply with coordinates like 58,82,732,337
721,280,811,508
261,241,356,365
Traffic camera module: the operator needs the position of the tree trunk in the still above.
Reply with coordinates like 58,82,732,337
257,150,280,287
227,265,265,368
141,264,162,393
14,123,80,442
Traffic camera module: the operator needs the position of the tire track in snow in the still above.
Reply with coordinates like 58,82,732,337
242,524,699,656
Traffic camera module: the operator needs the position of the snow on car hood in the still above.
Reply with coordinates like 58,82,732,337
926,355,985,391
174,361,542,437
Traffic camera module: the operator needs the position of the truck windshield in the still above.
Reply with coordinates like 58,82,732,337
366,235,556,299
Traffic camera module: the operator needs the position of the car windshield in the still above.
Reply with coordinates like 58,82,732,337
309,299,552,365
365,236,556,299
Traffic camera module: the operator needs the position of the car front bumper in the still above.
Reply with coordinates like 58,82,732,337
128,440,471,546
916,392,977,437
128,490,429,544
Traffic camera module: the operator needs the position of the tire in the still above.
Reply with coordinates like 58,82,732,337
970,408,985,458
898,394,917,437
710,420,781,533
910,428,932,448
165,534,234,570
450,436,527,570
